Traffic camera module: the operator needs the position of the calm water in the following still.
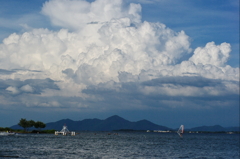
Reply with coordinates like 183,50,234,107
0,132,239,159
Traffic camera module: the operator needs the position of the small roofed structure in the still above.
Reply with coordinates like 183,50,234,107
55,125,75,136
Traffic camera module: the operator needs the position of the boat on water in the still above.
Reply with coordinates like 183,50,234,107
55,125,75,136
0,131,16,136
177,125,184,137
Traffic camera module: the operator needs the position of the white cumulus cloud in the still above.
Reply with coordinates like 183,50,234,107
41,0,141,30
189,42,231,67
0,0,238,109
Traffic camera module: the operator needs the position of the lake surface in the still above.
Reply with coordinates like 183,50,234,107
0,132,239,158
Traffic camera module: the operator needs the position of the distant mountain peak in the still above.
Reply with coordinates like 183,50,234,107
57,118,74,122
105,115,126,121
138,119,150,122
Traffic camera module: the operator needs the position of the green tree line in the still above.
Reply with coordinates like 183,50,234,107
18,118,46,131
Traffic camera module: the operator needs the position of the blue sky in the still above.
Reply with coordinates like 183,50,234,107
0,0,239,128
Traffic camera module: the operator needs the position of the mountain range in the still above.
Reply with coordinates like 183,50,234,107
10,115,239,132
10,115,171,131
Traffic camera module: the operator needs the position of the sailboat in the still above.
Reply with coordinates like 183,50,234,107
177,125,184,137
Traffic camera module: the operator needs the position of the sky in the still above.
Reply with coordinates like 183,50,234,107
0,0,239,129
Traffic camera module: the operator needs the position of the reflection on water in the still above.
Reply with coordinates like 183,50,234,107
0,132,239,158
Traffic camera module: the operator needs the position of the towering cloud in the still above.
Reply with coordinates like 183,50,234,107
41,0,141,30
190,42,231,67
0,0,238,110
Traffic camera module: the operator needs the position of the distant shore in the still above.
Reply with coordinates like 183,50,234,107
0,127,56,134
117,129,240,134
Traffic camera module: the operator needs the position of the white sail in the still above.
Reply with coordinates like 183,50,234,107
177,125,184,137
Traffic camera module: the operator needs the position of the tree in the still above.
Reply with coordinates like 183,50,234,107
29,120,35,128
18,118,31,132
18,119,36,132
34,121,46,130
18,119,46,132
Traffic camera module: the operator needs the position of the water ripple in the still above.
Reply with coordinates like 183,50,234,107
0,133,239,159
